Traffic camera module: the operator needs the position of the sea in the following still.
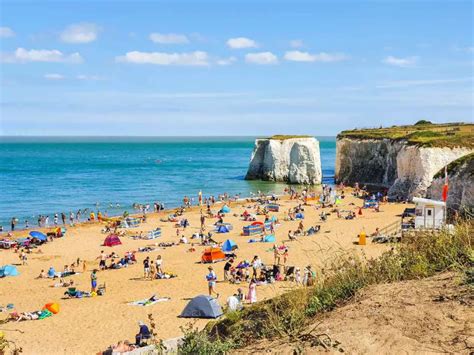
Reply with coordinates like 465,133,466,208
0,136,336,229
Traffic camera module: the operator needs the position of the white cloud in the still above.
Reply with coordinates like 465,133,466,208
149,33,189,44
44,73,65,80
383,55,418,67
227,37,258,49
1,48,83,63
0,26,15,38
76,74,104,80
284,50,348,62
216,56,237,66
289,39,304,48
116,51,209,66
245,52,278,65
60,23,99,43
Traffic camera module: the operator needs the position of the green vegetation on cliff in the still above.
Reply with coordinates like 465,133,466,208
267,135,313,140
433,152,474,179
338,122,473,148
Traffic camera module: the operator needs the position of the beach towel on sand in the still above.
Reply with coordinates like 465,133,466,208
127,296,170,307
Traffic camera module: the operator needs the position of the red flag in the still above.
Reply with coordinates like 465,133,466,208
442,165,448,202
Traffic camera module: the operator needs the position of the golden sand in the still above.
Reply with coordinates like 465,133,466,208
0,191,409,354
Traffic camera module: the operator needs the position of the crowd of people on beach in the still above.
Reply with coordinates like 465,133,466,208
1,183,394,353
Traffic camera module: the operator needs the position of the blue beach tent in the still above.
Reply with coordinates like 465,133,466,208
180,295,223,319
0,265,20,277
263,235,276,243
220,205,231,214
29,231,47,242
222,239,238,252
217,225,229,233
295,213,304,219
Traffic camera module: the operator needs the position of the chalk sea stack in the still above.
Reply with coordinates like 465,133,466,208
335,122,474,200
245,135,322,185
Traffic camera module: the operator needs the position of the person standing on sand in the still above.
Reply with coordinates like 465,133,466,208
251,255,262,278
98,250,107,270
273,245,281,265
247,277,257,303
224,258,233,281
155,255,163,274
91,269,98,292
206,266,219,298
143,257,151,279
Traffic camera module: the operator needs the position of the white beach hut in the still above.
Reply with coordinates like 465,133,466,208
412,197,445,229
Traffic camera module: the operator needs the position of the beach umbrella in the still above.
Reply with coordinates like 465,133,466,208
29,231,47,241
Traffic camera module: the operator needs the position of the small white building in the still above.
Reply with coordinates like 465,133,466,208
413,197,446,229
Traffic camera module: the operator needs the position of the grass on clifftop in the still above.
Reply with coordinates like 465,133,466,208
267,135,313,140
178,221,473,354
337,122,473,148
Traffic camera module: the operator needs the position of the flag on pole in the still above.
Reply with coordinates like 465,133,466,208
442,165,449,202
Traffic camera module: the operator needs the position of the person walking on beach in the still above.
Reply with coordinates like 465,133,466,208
273,245,281,265
54,214,59,226
206,266,219,298
91,269,98,292
11,217,16,231
61,212,66,225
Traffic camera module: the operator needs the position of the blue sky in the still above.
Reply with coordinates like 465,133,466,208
1,0,472,136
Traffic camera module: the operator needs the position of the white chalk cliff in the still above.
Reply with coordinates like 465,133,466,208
426,154,474,210
245,137,322,184
336,138,472,200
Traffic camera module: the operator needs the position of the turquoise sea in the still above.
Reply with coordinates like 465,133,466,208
0,136,336,229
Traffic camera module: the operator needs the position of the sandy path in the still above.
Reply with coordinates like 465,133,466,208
0,192,408,354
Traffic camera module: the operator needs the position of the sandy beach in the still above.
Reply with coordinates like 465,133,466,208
0,190,409,354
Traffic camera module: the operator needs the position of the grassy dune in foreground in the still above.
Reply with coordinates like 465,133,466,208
337,122,474,148
178,221,473,354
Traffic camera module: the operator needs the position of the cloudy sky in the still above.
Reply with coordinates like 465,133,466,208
0,0,472,136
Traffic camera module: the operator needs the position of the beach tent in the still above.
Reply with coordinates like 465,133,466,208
263,235,276,243
243,224,264,236
179,295,223,319
220,205,231,214
295,213,304,219
146,228,162,240
0,265,19,277
222,239,238,252
217,225,229,233
29,231,48,242
266,204,280,212
215,223,233,231
201,248,226,263
103,234,122,247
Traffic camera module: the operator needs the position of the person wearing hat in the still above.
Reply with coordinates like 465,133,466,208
135,320,151,346
206,266,219,298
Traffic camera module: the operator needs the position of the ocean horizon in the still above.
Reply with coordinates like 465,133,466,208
0,136,336,229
